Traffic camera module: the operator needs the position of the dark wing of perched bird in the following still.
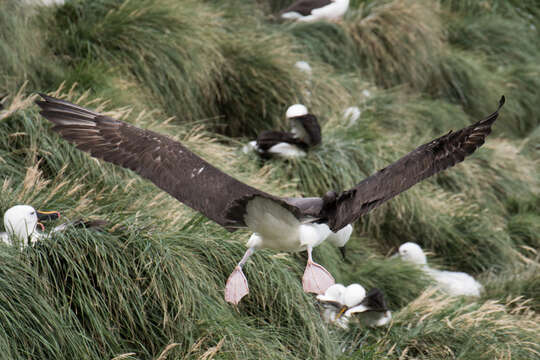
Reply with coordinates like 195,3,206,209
321,96,506,232
359,288,389,312
290,114,322,147
72,219,110,230
256,130,309,151
280,0,332,16
36,94,276,231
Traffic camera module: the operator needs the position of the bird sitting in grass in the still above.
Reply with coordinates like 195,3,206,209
243,104,321,159
36,94,503,305
1,205,60,246
317,283,392,328
397,242,483,297
1,205,108,247
280,0,350,22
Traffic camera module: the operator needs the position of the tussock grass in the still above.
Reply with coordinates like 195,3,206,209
0,1,63,93
345,0,444,89
1,0,540,358
47,0,325,137
366,290,540,359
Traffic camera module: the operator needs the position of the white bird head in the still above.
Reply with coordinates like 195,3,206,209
3,205,39,241
399,242,427,265
3,205,60,244
286,104,308,119
316,283,346,303
343,283,366,308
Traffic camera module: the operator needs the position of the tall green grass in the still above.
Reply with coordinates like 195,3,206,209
1,0,539,358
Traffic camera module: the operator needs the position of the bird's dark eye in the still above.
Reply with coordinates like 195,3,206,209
31,212,35,215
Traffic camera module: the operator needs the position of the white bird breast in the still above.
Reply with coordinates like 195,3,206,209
244,197,332,251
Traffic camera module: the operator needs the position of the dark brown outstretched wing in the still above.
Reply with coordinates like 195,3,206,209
323,96,506,232
280,0,332,16
36,94,274,231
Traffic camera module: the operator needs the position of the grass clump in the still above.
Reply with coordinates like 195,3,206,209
1,0,540,358
47,0,319,137
0,1,63,94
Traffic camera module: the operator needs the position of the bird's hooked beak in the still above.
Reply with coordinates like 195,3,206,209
36,210,61,231
335,305,348,320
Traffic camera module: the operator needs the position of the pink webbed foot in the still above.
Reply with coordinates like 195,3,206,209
225,266,249,305
302,261,335,294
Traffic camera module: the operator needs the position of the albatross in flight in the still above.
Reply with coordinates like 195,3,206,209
36,94,504,304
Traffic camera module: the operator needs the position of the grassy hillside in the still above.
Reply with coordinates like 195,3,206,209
0,0,539,359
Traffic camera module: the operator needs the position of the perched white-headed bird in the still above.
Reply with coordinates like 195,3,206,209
317,283,392,328
1,205,60,246
280,0,350,22
398,242,483,297
243,104,322,159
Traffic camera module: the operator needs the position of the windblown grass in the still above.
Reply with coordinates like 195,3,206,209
1,0,540,358
0,1,63,94
343,290,540,359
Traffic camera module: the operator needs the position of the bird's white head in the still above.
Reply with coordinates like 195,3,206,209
317,283,346,303
3,205,60,244
286,104,308,119
343,283,366,308
399,242,427,265
3,205,39,241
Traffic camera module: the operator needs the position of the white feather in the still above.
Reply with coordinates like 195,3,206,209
281,11,304,19
243,197,344,252
343,106,361,125
297,0,350,22
267,143,306,158
326,224,353,247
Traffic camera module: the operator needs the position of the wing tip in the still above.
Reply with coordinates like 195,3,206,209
498,95,505,109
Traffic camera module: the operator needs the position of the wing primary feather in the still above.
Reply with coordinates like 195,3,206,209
324,96,505,231
36,95,279,230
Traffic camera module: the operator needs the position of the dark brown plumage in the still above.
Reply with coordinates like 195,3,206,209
36,94,270,230
360,288,389,312
256,130,308,151
292,113,322,147
36,94,504,234
254,113,321,156
280,0,332,16
319,96,505,231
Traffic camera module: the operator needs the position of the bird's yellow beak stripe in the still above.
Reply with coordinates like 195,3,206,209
336,306,348,320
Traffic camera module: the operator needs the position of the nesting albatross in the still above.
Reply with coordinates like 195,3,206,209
36,94,504,304
1,205,60,246
280,0,350,22
244,104,322,158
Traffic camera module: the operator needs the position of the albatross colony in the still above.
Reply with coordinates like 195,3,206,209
36,94,505,304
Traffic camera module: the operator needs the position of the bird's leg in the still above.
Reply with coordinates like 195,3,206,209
302,245,335,294
225,247,255,305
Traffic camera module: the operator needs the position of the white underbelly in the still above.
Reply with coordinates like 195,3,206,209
244,197,331,252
